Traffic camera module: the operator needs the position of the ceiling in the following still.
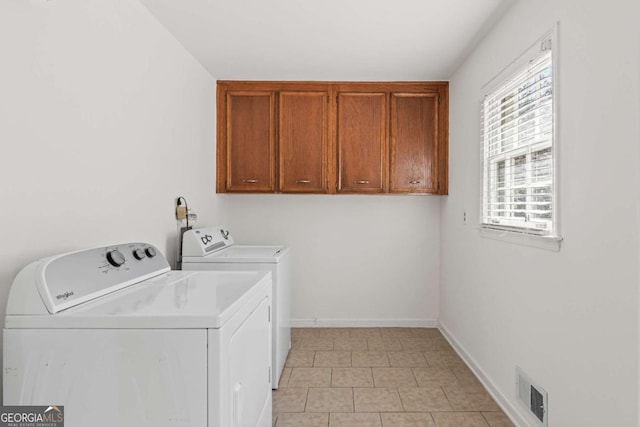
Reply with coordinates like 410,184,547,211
139,0,511,80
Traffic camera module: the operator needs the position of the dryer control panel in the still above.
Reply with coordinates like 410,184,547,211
182,226,234,257
6,243,170,315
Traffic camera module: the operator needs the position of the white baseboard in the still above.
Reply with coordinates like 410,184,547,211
438,321,530,427
291,318,439,328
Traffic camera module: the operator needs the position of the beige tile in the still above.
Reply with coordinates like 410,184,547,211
412,367,460,388
352,351,390,367
306,388,354,413
410,328,443,339
400,337,441,351
288,368,332,387
450,364,482,386
387,351,428,367
380,328,415,339
291,338,302,350
276,412,329,427
332,368,374,387
273,411,277,427
434,337,453,349
449,363,474,376
316,328,350,339
398,387,453,412
278,367,292,388
431,412,489,427
330,412,382,427
349,328,382,339
334,337,369,351
381,412,436,427
423,350,464,367
299,337,335,351
273,387,308,413
437,341,454,351
354,387,404,412
314,351,352,367
367,337,403,351
286,351,316,367
410,331,450,347
273,329,508,427
442,385,500,412
292,328,320,339
446,380,485,393
372,367,418,387
481,412,515,427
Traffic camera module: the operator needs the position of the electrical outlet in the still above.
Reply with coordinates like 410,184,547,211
463,210,467,225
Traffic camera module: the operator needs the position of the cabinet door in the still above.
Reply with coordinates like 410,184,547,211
390,93,439,193
223,91,275,192
278,92,328,193
337,92,387,193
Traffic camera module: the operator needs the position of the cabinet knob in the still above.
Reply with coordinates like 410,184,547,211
409,180,421,184
295,179,311,184
354,180,370,184
242,179,259,183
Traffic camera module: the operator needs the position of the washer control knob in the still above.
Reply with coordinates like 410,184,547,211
133,248,146,260
145,247,157,258
106,250,126,267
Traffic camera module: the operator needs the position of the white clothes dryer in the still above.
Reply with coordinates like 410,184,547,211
3,242,272,427
181,226,291,389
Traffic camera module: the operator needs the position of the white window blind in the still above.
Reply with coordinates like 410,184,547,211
481,32,557,237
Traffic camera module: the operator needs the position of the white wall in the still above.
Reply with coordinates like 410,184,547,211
220,194,441,326
0,0,441,375
0,0,218,397
440,1,640,426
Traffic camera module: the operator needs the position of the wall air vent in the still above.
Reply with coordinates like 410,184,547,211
516,366,548,426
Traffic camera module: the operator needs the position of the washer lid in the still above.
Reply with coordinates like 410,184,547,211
182,245,288,264
4,270,271,329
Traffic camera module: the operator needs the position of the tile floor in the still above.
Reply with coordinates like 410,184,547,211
273,327,514,427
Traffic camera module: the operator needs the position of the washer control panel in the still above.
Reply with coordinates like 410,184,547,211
36,243,170,313
182,226,234,257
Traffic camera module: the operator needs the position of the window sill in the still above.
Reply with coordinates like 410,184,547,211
478,227,562,251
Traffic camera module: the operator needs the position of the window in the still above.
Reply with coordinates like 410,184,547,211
481,29,559,242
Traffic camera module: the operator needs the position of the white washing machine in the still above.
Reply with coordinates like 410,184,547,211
181,226,291,389
3,242,272,427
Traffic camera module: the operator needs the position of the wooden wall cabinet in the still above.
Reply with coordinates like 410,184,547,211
390,92,440,193
278,91,328,193
337,92,387,193
217,81,448,195
218,90,276,192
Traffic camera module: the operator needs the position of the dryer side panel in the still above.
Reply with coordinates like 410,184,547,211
229,297,272,427
184,258,291,388
209,282,272,427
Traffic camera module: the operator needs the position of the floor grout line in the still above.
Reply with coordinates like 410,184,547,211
440,385,455,411
410,366,419,387
428,411,436,425
350,386,355,413
329,366,333,388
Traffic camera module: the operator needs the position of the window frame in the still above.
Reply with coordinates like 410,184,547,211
479,25,562,251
